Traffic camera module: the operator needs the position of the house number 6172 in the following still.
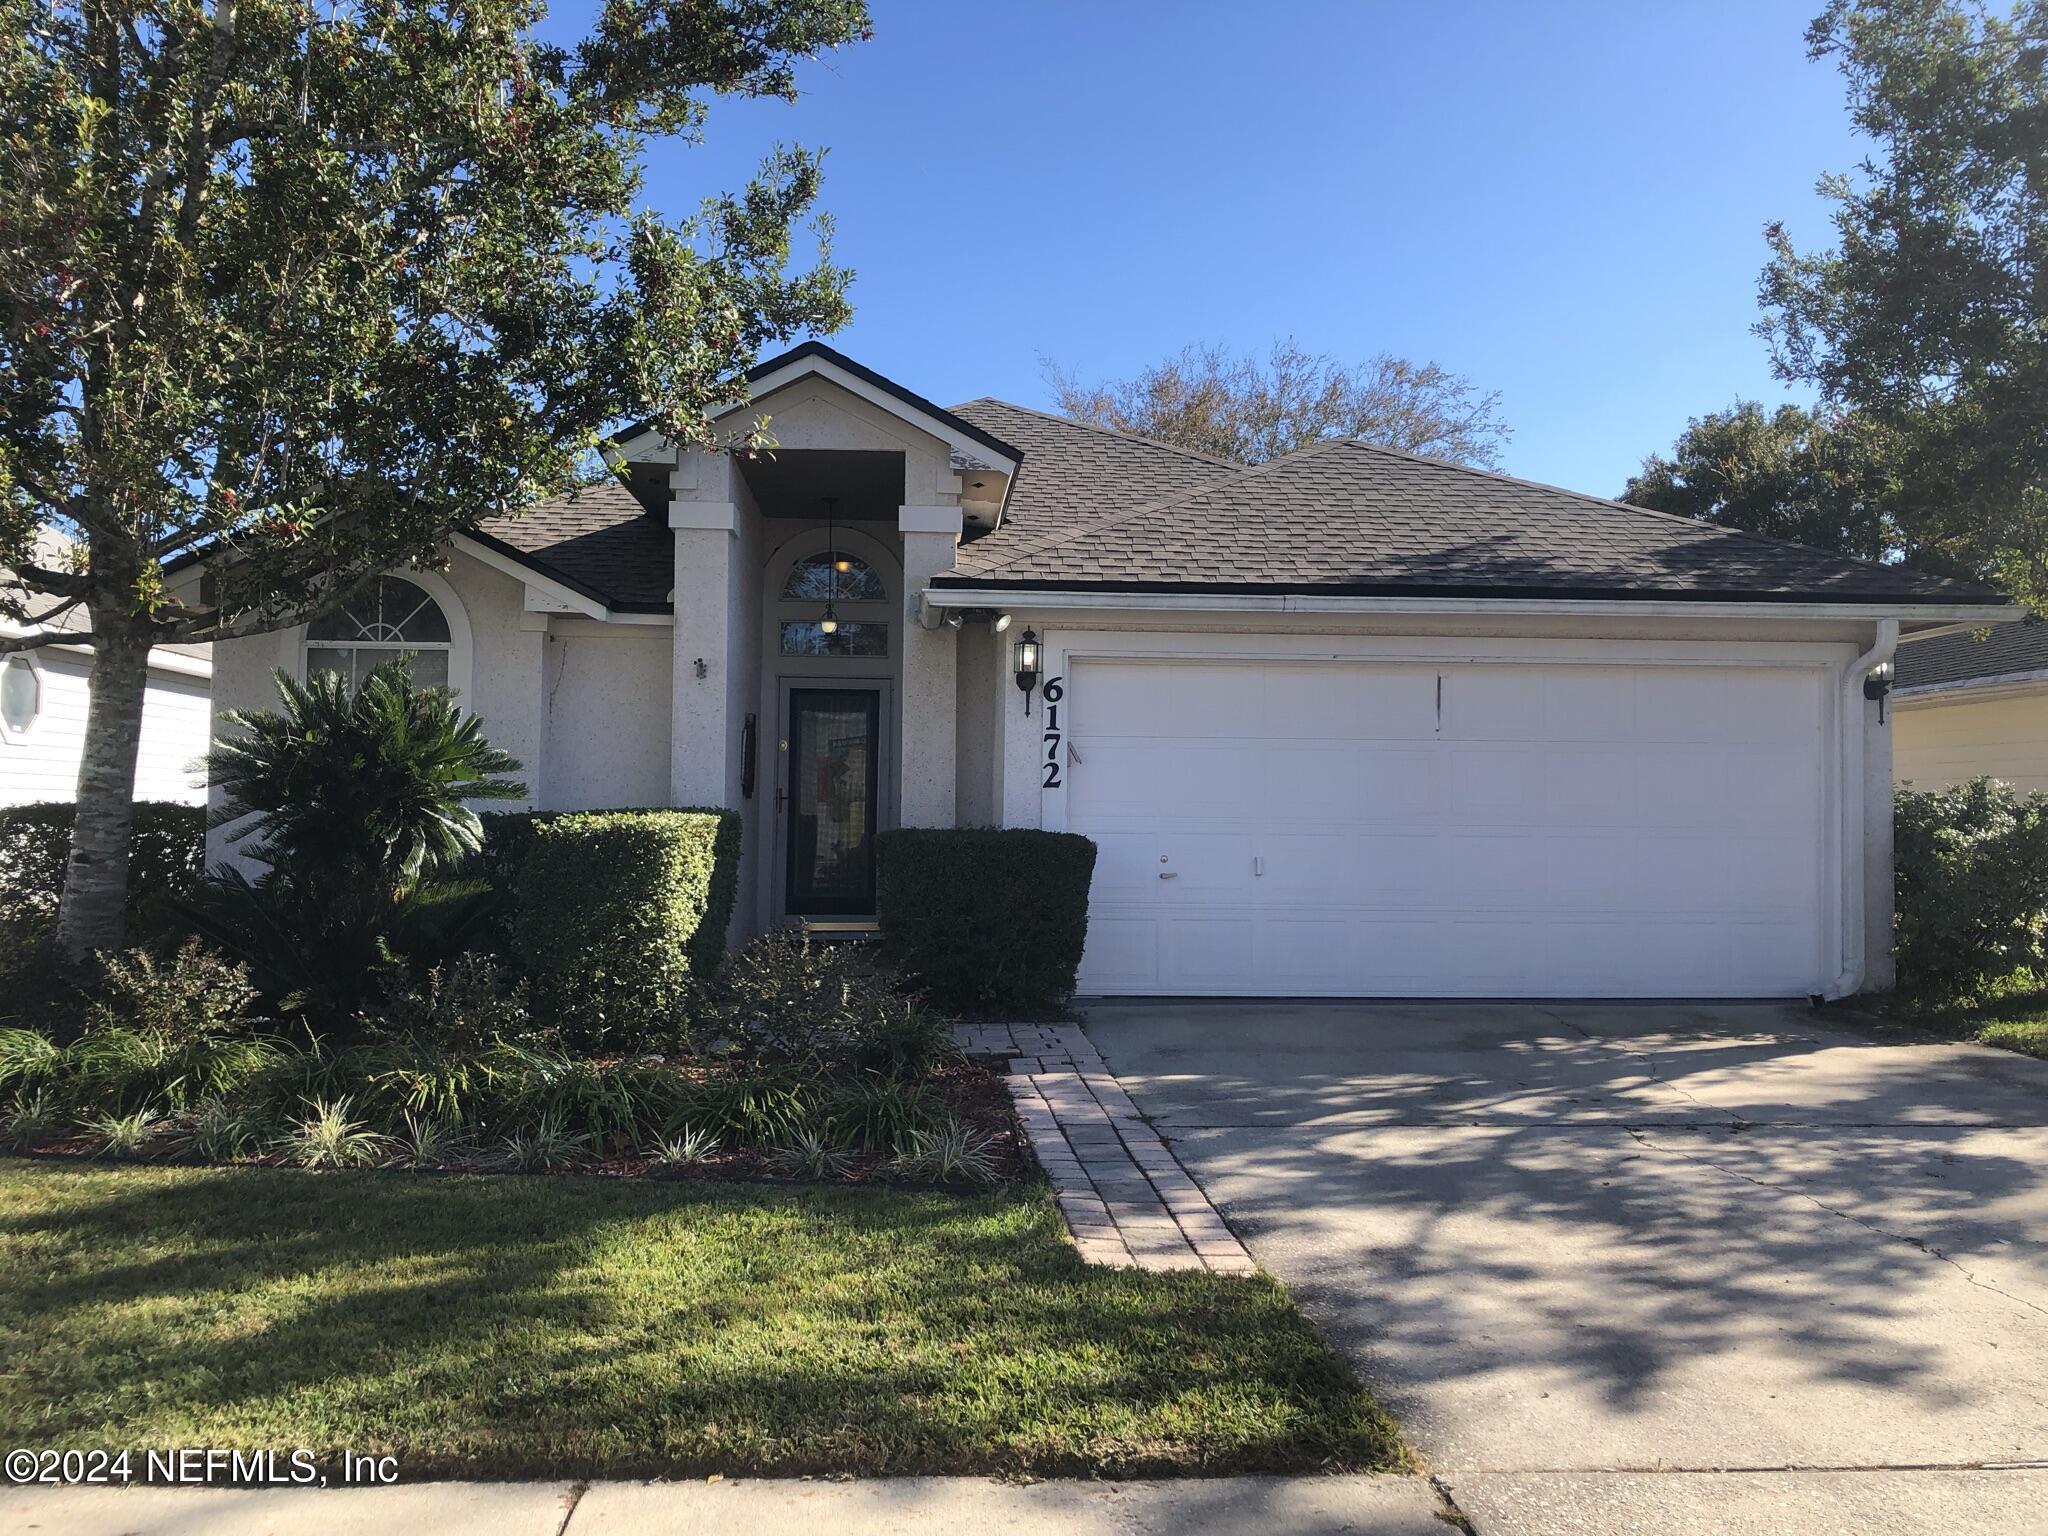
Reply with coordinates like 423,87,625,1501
1041,676,1065,789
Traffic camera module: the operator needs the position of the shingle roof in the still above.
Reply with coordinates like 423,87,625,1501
475,480,671,611
949,398,1241,562
931,431,2003,605
1897,614,2048,691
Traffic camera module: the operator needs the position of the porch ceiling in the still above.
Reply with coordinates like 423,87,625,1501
740,449,904,522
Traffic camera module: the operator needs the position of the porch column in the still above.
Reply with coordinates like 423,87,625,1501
669,450,740,808
898,505,962,827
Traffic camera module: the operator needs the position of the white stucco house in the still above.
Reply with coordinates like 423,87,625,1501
2,532,211,809
1894,615,2048,795
195,343,2021,999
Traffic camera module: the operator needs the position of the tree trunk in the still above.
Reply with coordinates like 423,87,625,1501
54,632,153,960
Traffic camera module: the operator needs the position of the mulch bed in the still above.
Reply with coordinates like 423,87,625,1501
6,1056,1031,1192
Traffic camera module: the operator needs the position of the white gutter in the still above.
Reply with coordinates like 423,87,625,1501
923,587,2024,625
1832,618,1898,1001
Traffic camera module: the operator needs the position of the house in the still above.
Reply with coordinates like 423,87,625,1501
196,343,2019,999
2,531,211,808
1893,615,2048,795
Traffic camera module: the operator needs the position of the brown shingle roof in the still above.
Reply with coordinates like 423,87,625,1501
1898,615,2048,690
474,480,672,611
933,429,2003,605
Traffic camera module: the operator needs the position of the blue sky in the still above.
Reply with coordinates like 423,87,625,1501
564,0,1863,496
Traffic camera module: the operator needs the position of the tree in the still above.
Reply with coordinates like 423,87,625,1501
1759,0,2048,607
1623,401,1903,560
1047,340,1511,467
0,0,869,958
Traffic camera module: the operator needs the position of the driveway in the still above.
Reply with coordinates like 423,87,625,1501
1083,1001,2048,1535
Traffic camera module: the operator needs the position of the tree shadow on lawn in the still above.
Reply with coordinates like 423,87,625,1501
0,1162,1402,1478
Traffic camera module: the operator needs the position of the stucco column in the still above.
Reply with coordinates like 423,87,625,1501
898,506,962,827
669,483,739,809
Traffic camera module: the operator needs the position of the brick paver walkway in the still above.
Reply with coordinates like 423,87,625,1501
959,1022,1257,1274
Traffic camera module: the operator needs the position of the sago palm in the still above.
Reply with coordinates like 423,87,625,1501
209,664,526,901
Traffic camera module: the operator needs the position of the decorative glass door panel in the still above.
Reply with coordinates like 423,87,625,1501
784,689,881,915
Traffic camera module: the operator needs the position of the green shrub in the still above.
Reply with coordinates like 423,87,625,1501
515,809,739,1049
61,942,280,1115
1895,779,2048,999
666,1070,815,1148
357,953,532,1052
693,929,915,1068
823,1074,946,1153
874,829,1096,1015
0,800,203,936
87,939,262,1043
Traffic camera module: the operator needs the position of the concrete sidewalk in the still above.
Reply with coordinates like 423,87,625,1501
8,1474,1447,1535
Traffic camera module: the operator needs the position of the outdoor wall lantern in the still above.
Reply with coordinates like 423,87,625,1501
1013,627,1041,715
1864,658,1894,720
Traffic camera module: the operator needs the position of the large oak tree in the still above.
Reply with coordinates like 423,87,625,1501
0,0,869,957
1759,0,2048,607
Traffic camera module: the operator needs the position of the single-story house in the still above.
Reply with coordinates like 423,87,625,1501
1894,615,2048,795
194,343,2021,999
3,530,211,808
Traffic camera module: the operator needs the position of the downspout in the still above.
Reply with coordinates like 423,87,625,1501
1833,618,1898,999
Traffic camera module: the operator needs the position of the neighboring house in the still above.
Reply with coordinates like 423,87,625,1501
1893,615,2048,795
188,343,2019,999
2,532,212,809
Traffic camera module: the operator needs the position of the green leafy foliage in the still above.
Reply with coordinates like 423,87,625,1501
0,0,870,956
0,1087,60,1150
1760,0,2048,609
1893,778,2048,998
514,809,740,1050
180,1098,276,1163
764,1125,853,1180
283,1097,390,1170
58,941,280,1115
875,830,1097,1015
692,928,920,1068
189,665,524,1026
0,802,204,927
667,1070,816,1147
645,1126,720,1166
891,1119,1000,1187
82,1106,160,1158
358,954,532,1053
495,1115,592,1172
0,1025,63,1096
824,1074,945,1153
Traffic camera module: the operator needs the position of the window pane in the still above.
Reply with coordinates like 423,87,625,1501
307,575,449,643
779,620,888,657
781,553,884,602
405,649,449,689
1,658,38,732
305,647,354,681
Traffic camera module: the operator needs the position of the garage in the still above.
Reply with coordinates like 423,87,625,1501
1065,654,1830,998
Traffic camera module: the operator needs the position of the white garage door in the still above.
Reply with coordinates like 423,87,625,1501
1066,657,1829,998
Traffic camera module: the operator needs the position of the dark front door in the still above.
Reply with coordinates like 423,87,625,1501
784,688,881,916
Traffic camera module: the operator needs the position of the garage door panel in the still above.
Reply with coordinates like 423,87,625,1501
1358,747,1442,817
1068,657,1829,999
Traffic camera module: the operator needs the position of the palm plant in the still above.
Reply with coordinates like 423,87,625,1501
191,664,525,1025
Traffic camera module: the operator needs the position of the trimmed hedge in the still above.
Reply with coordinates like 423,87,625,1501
1894,778,2048,999
875,828,1096,1015
0,800,204,928
513,808,740,1048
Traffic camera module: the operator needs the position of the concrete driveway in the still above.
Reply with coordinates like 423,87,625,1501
1083,1001,2048,1535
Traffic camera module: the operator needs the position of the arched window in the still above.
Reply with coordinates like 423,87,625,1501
781,551,886,603
305,575,452,689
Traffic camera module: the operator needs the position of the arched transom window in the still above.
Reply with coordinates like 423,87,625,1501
305,575,452,689
778,549,889,657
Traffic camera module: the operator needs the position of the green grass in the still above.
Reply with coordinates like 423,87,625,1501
0,1161,1403,1479
1866,977,2048,1061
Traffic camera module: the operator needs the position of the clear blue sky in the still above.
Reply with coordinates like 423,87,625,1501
560,0,1861,497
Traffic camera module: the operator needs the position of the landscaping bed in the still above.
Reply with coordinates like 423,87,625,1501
1853,979,2048,1062
0,1160,1406,1479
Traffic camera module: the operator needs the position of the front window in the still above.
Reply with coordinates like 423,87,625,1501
779,620,889,657
0,655,39,734
305,575,451,689
782,552,885,603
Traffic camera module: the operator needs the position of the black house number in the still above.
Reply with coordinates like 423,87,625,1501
1041,676,1065,789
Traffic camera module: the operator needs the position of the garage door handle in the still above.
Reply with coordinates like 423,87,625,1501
1158,871,1178,880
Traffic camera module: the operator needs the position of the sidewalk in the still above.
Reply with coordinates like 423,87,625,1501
9,1474,1448,1535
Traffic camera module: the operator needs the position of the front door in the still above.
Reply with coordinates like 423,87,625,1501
784,687,882,916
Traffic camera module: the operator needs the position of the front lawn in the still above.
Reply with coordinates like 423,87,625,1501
0,1161,1403,1479
1863,981,2048,1061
